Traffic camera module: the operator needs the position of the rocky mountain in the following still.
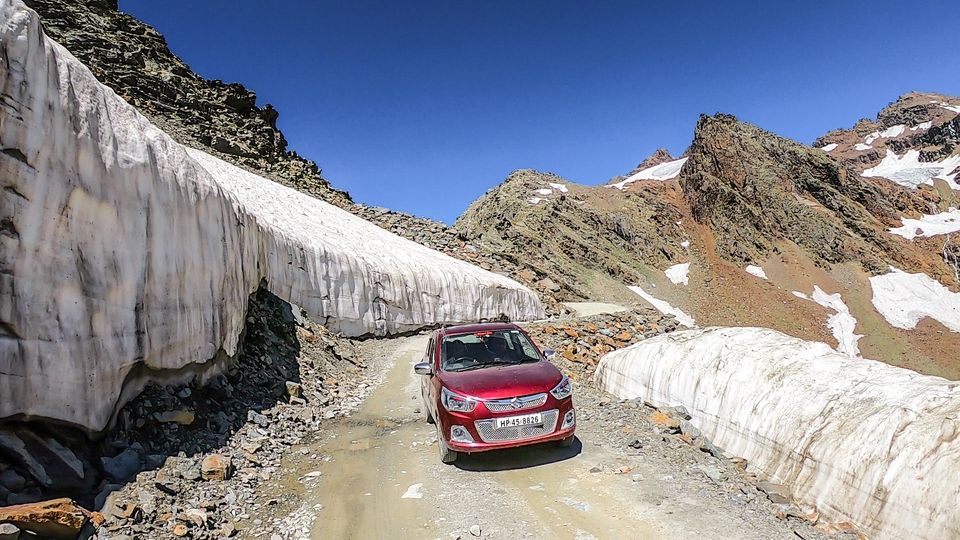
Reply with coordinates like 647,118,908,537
454,106,960,379
454,169,686,302
24,0,352,207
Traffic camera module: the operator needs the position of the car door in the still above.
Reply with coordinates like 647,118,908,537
421,334,437,415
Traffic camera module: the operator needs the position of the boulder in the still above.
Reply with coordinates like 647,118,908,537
0,498,91,539
200,454,231,481
101,448,142,482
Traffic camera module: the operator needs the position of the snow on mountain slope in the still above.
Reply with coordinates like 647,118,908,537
663,262,690,285
794,287,862,356
870,268,960,332
862,149,960,190
889,208,960,239
608,157,688,190
595,327,960,540
627,286,695,327
0,0,542,431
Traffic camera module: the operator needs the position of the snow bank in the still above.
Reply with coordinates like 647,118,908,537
664,263,690,285
609,157,688,190
819,143,837,152
853,143,872,151
862,149,960,190
870,268,960,332
548,182,568,193
889,208,960,239
627,286,695,327
911,121,932,131
744,265,767,280
0,0,542,431
595,327,960,540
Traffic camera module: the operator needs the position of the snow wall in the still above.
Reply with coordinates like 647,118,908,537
595,327,960,540
0,0,543,431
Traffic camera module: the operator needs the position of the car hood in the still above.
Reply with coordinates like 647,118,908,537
440,361,563,400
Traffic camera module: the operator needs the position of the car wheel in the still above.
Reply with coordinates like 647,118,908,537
436,424,458,464
557,435,575,448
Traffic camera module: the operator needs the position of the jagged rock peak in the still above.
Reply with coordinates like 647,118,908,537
635,148,676,170
681,113,935,274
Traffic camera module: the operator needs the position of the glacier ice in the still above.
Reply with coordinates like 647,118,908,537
0,0,542,431
595,327,960,540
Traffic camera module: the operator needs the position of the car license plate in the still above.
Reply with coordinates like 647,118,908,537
495,412,543,429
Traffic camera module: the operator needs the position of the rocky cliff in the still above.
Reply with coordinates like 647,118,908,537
682,113,937,275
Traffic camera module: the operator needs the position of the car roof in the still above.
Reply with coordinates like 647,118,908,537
437,322,520,338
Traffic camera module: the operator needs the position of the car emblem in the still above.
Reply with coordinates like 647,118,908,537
511,398,522,409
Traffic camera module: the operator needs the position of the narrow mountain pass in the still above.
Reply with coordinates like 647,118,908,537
272,334,831,540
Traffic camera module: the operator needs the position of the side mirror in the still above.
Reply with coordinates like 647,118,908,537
543,349,556,360
414,362,434,376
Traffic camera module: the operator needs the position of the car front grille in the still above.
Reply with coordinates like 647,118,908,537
484,393,548,413
474,409,559,443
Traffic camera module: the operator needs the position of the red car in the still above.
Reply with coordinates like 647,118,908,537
414,322,576,463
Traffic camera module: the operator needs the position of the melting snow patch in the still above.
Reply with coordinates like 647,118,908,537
879,124,906,138
809,287,862,357
401,483,423,499
911,121,933,131
870,268,960,332
627,285,695,327
889,208,960,239
820,143,838,152
593,326,960,540
528,197,544,205
744,265,768,280
938,102,960,114
862,149,960,190
854,143,872,151
680,240,690,249
664,263,690,286
609,157,688,190
549,182,569,193
535,188,553,196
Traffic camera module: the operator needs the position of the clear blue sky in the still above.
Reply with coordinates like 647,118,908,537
119,0,960,224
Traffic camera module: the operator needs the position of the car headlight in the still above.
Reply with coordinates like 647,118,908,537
550,376,573,400
441,387,477,413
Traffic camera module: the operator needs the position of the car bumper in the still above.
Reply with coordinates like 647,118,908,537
447,423,575,452
442,399,576,453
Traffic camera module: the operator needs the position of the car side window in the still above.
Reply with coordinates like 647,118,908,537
511,331,542,361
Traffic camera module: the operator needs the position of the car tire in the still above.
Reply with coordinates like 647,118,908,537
557,435,575,448
425,406,435,424
436,424,458,464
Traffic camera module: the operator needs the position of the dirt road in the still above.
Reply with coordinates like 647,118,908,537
276,335,826,539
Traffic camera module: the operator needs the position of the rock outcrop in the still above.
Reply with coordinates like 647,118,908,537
681,113,933,271
0,0,542,431
595,326,960,540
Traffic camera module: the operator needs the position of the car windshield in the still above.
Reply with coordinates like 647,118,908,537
441,329,544,372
